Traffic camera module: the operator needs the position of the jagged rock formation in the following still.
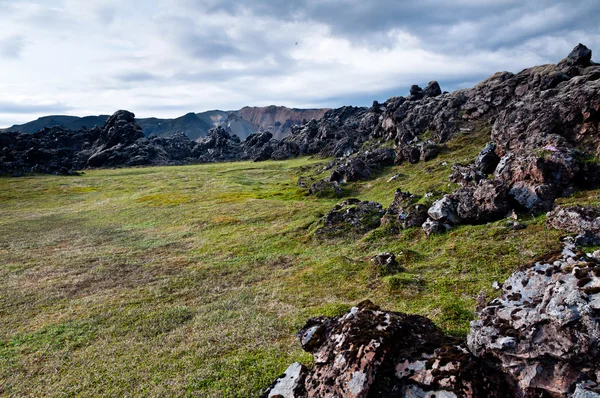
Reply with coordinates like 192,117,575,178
0,110,241,175
263,301,511,398
381,190,430,232
469,239,600,397
264,239,600,397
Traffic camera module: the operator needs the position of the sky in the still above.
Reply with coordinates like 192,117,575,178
0,0,599,127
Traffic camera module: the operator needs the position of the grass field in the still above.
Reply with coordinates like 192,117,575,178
0,134,582,396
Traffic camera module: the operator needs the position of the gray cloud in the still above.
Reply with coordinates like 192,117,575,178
183,0,600,53
0,35,25,58
116,71,161,83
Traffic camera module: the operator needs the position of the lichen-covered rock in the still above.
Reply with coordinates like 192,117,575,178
450,164,486,187
263,362,307,398
468,239,600,397
547,205,600,245
264,301,511,398
428,196,462,225
422,218,448,236
315,199,385,236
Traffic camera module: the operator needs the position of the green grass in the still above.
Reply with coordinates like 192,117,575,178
0,131,587,397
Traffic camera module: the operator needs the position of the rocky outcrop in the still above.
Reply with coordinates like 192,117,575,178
423,179,511,234
315,199,385,236
263,301,511,398
468,239,600,397
547,206,600,245
370,252,404,275
194,126,243,162
382,190,429,232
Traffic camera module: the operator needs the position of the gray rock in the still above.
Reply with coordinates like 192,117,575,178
263,362,307,398
427,196,461,225
468,239,600,396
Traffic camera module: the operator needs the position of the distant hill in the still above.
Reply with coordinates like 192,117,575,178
138,113,213,141
237,106,328,139
5,106,330,141
6,115,110,133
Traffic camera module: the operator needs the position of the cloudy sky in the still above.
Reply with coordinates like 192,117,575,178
0,0,599,127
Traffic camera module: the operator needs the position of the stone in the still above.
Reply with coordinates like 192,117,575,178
268,301,510,397
474,142,500,174
468,239,600,397
422,218,447,236
409,84,424,101
315,199,385,236
371,252,404,275
449,164,486,187
262,362,307,398
423,81,442,98
427,196,461,225
567,43,593,67
547,206,600,246
329,157,372,183
307,180,343,198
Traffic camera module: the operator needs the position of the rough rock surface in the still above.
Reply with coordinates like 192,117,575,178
468,239,600,397
370,252,404,275
263,301,511,398
382,190,429,231
307,180,343,198
547,206,600,245
315,199,385,236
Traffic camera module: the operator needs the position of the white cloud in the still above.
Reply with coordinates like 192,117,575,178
0,0,599,128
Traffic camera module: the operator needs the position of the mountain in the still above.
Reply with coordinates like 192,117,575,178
4,106,330,141
236,106,329,139
137,113,213,141
5,115,110,133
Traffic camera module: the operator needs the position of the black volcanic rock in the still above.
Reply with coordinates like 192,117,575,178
567,43,593,66
423,80,442,97
315,199,385,236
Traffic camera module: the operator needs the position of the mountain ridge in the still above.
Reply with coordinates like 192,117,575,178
3,106,330,141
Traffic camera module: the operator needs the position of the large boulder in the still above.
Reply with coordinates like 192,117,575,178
567,43,593,67
329,157,372,183
263,301,511,398
423,80,442,98
468,239,600,397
